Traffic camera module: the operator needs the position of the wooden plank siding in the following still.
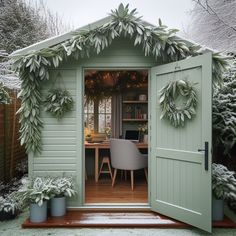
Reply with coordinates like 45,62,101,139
0,91,27,181
31,37,157,206
35,70,77,173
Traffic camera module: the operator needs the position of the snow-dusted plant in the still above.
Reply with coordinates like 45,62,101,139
213,61,236,156
0,193,20,214
0,83,11,104
50,176,76,198
17,177,53,207
0,50,20,90
212,163,236,200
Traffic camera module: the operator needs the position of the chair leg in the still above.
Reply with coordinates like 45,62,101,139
108,161,113,179
112,169,117,187
98,161,104,180
124,170,127,181
144,168,148,182
130,170,134,191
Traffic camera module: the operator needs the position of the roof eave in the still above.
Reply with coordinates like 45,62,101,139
11,16,113,56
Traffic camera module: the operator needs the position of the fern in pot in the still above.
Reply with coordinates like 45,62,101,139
212,163,236,221
17,177,53,223
49,176,76,217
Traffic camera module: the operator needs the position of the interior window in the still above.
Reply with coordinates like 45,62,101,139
84,97,111,133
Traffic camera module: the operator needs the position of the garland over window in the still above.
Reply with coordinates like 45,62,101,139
12,4,230,154
159,79,197,127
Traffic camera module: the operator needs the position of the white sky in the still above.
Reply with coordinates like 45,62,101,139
41,0,194,31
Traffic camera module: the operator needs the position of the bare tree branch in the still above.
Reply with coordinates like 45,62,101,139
193,0,236,32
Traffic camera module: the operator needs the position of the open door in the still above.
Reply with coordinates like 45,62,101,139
150,53,212,232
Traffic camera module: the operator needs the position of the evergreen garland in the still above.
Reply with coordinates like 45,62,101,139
12,4,230,154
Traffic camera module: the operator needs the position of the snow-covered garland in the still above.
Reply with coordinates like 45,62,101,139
159,80,197,127
11,4,230,154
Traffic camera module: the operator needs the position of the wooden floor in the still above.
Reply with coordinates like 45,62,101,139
22,210,236,228
85,175,148,203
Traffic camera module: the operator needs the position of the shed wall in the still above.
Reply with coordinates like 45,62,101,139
32,37,157,206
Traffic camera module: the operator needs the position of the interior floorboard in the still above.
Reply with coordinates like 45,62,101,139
85,174,148,204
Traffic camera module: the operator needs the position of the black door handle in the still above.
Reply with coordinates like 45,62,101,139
198,142,209,171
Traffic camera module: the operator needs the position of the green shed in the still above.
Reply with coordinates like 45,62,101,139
11,4,228,232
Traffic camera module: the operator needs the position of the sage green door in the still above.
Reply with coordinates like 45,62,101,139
150,53,212,232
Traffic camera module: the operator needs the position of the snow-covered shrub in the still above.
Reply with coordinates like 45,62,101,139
212,163,236,200
213,60,236,156
0,193,20,214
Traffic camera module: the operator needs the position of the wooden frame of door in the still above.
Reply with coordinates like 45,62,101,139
80,67,151,207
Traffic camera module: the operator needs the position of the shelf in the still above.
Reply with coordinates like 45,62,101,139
122,119,148,122
122,101,148,104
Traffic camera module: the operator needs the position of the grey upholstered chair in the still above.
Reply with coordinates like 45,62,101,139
110,138,148,190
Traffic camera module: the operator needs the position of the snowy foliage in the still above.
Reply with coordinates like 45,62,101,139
0,50,20,90
188,0,236,52
0,193,21,214
17,177,53,206
213,60,236,156
212,163,236,201
0,0,51,54
49,176,76,198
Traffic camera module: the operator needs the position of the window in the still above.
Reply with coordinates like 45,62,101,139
84,97,111,133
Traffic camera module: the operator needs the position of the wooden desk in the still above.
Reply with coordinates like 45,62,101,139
85,141,148,182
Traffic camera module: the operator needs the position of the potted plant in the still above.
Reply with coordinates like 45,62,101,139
212,163,236,221
49,176,76,217
138,123,148,143
0,193,21,221
17,177,53,223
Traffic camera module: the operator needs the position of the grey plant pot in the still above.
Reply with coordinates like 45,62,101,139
212,195,224,221
30,201,47,223
50,196,66,217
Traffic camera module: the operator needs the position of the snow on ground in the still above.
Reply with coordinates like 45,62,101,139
0,211,235,236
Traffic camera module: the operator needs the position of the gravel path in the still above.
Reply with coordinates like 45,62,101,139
0,211,235,236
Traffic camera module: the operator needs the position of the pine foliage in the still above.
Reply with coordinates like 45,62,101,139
0,0,50,54
213,59,236,156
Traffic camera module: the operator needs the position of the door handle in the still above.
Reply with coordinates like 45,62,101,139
198,142,209,171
